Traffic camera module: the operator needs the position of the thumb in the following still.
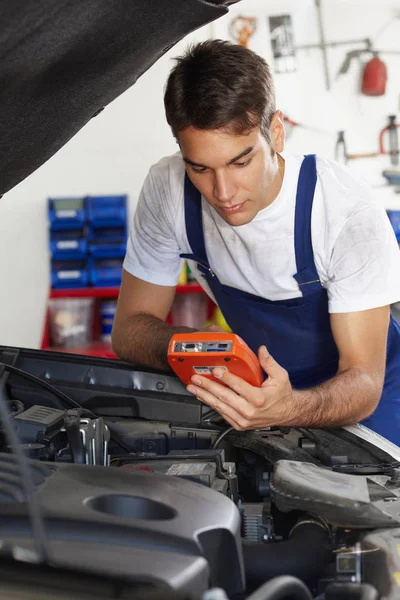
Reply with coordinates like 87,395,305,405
203,323,225,333
258,345,283,379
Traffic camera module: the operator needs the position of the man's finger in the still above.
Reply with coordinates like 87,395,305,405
258,345,287,381
201,324,225,333
212,367,260,394
190,373,261,416
187,383,249,428
212,367,265,408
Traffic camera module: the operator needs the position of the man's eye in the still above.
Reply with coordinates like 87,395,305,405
192,166,208,174
235,159,251,168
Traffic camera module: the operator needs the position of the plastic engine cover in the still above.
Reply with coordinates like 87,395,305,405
0,456,245,597
271,459,400,529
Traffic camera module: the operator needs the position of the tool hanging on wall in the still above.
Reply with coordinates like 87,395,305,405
346,151,381,160
283,115,332,139
344,116,400,163
295,4,400,93
337,43,389,97
284,116,347,164
284,114,400,168
379,115,400,167
361,54,388,96
343,115,400,193
381,115,400,192
335,131,347,164
337,15,400,96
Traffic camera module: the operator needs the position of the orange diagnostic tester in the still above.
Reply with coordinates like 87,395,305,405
168,332,263,387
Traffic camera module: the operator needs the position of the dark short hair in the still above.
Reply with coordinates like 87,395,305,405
164,39,276,142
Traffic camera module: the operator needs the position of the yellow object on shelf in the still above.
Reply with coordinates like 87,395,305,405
178,262,188,285
213,307,232,332
203,306,232,332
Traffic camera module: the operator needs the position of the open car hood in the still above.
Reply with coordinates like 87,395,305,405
2,345,400,599
0,0,240,195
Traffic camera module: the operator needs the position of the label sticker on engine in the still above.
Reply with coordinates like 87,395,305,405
166,463,206,475
192,366,228,375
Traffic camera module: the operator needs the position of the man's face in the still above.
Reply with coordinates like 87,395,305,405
178,118,284,226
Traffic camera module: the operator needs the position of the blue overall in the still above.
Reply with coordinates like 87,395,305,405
180,154,400,445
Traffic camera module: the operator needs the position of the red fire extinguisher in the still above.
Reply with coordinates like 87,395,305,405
362,54,387,96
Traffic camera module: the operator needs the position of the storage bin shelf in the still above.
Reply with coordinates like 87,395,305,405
42,284,209,358
49,283,205,299
44,195,213,358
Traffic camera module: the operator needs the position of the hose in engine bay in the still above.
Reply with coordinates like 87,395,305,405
242,518,332,588
245,575,313,600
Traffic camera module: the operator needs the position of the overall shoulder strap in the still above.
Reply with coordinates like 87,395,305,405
180,172,210,267
293,154,322,293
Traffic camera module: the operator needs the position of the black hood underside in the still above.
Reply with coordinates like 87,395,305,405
0,0,239,195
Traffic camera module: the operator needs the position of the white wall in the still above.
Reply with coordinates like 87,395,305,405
213,0,400,195
0,26,210,348
1,0,400,348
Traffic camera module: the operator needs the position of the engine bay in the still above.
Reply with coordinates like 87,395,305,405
1,345,400,600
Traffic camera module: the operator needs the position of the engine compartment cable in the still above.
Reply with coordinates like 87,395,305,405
0,363,88,413
211,425,234,449
0,366,51,564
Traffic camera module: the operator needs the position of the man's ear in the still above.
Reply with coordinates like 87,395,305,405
269,110,285,153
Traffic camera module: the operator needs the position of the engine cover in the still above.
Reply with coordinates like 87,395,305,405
271,459,400,528
0,455,245,596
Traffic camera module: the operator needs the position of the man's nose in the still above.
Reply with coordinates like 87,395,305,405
213,172,236,203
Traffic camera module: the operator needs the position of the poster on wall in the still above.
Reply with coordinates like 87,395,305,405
229,15,257,48
268,14,296,74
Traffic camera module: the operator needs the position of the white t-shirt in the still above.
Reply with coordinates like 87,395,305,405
123,151,400,313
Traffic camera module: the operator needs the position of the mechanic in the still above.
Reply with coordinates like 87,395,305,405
112,39,400,444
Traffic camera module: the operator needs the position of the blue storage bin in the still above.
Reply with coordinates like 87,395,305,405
88,226,127,258
99,300,118,342
50,230,88,260
387,210,400,240
51,260,89,288
89,258,123,287
48,197,86,230
87,195,127,228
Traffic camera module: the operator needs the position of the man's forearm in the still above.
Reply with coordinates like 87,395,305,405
112,312,195,371
287,367,382,428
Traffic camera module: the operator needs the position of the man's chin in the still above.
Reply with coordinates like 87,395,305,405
219,209,256,227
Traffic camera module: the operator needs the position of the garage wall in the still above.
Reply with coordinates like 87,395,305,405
1,0,400,348
215,0,400,199
0,26,210,348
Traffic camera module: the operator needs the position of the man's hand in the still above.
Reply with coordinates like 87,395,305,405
201,324,226,333
187,345,293,430
187,306,390,430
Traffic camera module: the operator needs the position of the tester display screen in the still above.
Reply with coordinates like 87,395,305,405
174,341,233,353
